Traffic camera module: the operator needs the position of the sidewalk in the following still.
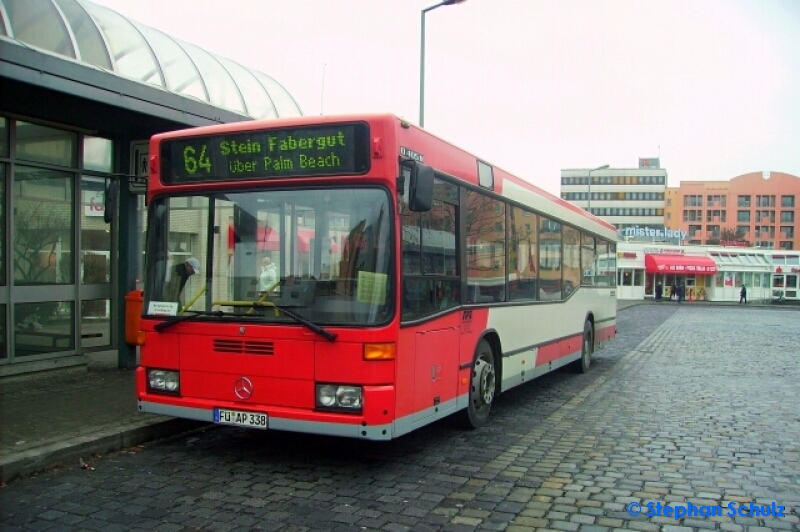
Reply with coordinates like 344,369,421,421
0,367,203,485
1,298,796,485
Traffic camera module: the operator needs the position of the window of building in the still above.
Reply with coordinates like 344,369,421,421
738,195,751,207
0,116,8,157
683,195,702,207
781,195,795,208
781,226,794,239
14,166,75,285
737,211,750,222
756,195,775,208
780,211,794,223
83,137,114,173
15,121,77,167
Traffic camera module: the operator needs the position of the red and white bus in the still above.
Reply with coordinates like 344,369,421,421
135,114,617,439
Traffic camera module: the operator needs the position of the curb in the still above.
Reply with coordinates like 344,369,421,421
0,418,206,485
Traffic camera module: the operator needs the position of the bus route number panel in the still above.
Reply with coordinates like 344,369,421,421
161,123,371,183
214,408,268,429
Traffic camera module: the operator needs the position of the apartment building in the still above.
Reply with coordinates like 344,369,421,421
561,158,668,240
663,171,800,250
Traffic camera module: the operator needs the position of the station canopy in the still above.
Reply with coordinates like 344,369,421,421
0,0,302,119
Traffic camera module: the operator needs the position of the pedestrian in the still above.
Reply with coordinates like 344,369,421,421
740,284,747,304
165,257,200,307
259,257,278,291
671,283,678,302
676,284,682,303
655,282,663,302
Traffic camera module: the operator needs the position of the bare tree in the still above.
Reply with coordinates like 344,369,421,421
14,201,69,283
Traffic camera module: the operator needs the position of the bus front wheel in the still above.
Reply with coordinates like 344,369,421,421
461,339,496,429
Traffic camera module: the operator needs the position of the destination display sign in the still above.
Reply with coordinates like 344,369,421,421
160,123,370,183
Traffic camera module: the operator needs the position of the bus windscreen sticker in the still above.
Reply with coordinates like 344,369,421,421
161,123,370,182
356,271,388,305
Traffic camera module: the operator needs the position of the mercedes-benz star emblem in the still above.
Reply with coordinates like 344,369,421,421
234,377,253,400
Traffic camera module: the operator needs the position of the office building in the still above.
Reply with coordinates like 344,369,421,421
663,171,800,250
561,158,668,241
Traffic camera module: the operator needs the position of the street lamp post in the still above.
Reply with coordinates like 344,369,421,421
586,164,609,213
420,0,466,128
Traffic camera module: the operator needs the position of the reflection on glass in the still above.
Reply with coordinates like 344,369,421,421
13,166,74,284
83,137,113,172
144,188,393,325
81,300,111,347
81,177,111,283
0,165,5,284
15,121,76,167
509,206,538,301
580,234,596,286
0,305,6,359
562,225,581,298
538,216,562,301
15,301,75,357
465,191,505,303
0,116,8,157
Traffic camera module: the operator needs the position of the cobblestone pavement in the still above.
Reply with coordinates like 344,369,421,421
2,305,799,531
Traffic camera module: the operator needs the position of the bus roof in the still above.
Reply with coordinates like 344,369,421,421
152,113,618,241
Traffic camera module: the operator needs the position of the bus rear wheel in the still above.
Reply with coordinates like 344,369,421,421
461,339,496,429
572,320,594,373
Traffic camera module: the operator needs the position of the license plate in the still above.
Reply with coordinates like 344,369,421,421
214,408,268,429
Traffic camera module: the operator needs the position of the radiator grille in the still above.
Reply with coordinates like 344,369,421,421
213,339,274,355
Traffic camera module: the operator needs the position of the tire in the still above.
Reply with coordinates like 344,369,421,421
572,320,594,373
461,339,497,429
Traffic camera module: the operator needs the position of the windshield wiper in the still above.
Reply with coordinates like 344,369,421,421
153,310,228,332
267,302,338,342
207,300,338,342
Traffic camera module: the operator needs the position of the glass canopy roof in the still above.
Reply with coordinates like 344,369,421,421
0,0,302,119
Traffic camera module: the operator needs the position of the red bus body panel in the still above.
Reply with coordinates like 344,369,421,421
138,114,617,440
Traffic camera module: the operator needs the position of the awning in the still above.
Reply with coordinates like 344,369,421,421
254,227,315,252
645,254,717,274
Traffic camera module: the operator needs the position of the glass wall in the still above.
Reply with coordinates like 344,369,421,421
13,166,74,285
2,116,115,368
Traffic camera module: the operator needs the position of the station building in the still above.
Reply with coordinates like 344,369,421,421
0,0,302,376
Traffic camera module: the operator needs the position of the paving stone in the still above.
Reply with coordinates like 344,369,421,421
2,306,799,532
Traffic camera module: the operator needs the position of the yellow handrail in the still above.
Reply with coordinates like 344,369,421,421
212,299,280,317
179,286,207,315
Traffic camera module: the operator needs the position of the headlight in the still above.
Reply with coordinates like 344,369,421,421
316,384,362,412
148,369,180,394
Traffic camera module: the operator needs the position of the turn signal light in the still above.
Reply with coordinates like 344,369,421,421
363,343,395,361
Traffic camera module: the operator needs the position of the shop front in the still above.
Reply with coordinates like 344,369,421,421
615,243,773,302
706,251,773,302
644,251,717,301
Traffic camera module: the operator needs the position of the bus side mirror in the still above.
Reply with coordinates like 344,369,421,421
104,178,118,224
409,163,433,212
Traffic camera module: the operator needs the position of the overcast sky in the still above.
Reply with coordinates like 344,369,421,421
90,0,800,195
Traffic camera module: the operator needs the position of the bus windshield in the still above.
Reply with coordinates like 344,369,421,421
143,187,394,326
